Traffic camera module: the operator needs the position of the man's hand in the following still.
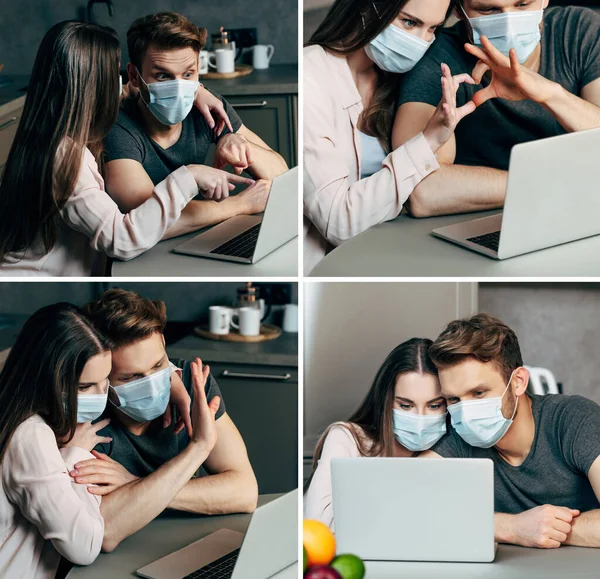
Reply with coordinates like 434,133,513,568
61,419,112,452
70,450,139,496
187,165,255,201
214,133,255,175
189,358,221,453
465,36,560,106
505,505,580,548
194,85,233,136
423,63,476,153
236,179,271,215
162,369,193,437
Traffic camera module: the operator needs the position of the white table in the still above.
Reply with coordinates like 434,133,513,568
364,545,600,578
111,233,298,277
67,494,297,578
310,210,600,277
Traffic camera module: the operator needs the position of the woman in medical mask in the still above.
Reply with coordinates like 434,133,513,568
304,338,447,529
0,21,251,276
304,0,477,273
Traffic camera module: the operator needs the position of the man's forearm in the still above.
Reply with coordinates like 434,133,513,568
99,441,211,552
407,164,507,218
246,141,288,181
543,84,600,133
565,509,600,547
168,468,258,515
161,196,249,240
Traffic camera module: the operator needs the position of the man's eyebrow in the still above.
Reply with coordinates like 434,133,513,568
150,61,198,72
470,1,502,10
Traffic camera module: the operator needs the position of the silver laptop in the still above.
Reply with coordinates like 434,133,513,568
137,490,298,579
331,458,495,563
432,127,600,259
174,167,298,263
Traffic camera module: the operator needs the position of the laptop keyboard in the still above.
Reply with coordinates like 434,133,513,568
182,548,240,579
209,224,261,259
466,231,501,252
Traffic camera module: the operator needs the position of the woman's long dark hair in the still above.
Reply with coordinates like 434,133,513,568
307,0,454,147
0,303,113,463
0,21,121,264
311,338,438,476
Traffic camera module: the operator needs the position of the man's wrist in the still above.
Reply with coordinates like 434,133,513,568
539,79,567,109
494,512,516,544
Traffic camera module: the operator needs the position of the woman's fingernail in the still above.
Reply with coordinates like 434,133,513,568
70,470,77,476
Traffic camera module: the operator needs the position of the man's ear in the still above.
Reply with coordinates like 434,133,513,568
513,366,529,397
127,62,140,89
161,333,166,348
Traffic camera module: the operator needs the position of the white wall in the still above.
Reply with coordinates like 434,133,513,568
304,281,477,453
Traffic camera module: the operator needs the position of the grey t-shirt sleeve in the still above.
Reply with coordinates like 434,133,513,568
431,421,472,458
558,395,600,475
574,8,600,89
103,121,145,164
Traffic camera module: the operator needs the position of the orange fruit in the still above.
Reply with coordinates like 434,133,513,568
303,519,336,567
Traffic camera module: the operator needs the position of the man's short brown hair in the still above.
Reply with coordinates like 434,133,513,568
84,288,167,349
127,12,207,71
429,313,523,382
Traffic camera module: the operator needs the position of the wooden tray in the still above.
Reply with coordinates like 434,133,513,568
194,323,281,343
200,64,253,80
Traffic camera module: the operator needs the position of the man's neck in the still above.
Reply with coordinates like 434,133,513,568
522,42,542,74
494,394,535,467
109,404,154,436
136,95,183,146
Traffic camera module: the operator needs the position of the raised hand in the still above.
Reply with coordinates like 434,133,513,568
189,357,220,453
423,63,477,153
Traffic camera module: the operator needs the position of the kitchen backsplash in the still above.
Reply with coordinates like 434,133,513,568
0,0,298,75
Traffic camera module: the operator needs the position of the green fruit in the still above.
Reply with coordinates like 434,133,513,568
330,554,366,579
303,546,308,572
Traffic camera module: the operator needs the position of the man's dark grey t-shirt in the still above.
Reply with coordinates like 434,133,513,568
398,6,600,170
103,91,243,184
432,394,600,514
95,359,225,478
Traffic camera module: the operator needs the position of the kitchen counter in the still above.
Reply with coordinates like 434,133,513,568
201,63,297,95
168,330,298,367
0,75,28,116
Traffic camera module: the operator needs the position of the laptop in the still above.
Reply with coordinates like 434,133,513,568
331,458,495,563
174,167,298,263
432,127,600,259
136,490,298,579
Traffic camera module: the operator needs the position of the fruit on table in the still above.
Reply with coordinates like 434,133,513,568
303,519,336,566
304,564,343,579
304,546,308,572
331,554,366,579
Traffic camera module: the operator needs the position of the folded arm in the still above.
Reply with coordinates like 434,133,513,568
564,456,600,547
392,102,507,218
168,412,258,515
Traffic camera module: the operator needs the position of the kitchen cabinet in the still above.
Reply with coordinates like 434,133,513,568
0,97,25,173
208,361,298,494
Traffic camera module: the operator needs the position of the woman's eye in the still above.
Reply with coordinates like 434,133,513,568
400,404,412,410
78,385,92,392
402,19,417,28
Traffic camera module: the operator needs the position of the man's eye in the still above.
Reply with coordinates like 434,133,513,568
474,391,484,398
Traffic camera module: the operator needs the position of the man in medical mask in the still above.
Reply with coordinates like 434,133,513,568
103,12,288,238
423,313,600,549
68,288,258,552
393,1,600,217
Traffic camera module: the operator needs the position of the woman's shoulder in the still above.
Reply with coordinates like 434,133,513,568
304,45,344,84
5,415,55,460
324,421,371,450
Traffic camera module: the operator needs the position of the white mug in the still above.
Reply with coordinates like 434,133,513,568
209,48,235,74
282,304,298,333
252,44,275,70
209,306,232,335
199,50,209,75
231,307,261,336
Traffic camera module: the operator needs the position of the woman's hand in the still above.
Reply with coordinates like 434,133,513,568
464,36,559,106
194,85,234,136
70,450,139,496
61,419,112,452
162,368,193,437
423,63,477,153
189,357,220,453
187,165,255,201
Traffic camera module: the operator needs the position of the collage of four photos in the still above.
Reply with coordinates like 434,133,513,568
1,0,600,577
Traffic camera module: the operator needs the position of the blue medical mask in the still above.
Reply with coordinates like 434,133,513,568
110,365,172,423
392,409,447,451
466,6,544,64
365,25,434,74
76,390,109,423
137,68,199,126
448,371,518,448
